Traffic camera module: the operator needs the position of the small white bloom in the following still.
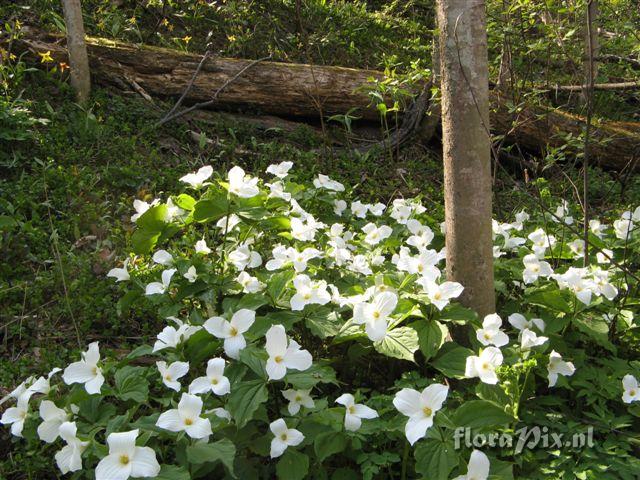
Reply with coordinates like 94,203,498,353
189,358,230,396
547,350,575,387
362,223,393,246
290,215,325,242
0,394,30,437
183,266,197,283
179,165,213,189
62,342,104,395
156,393,212,439
508,313,545,332
152,249,173,266
236,271,265,293
351,201,368,218
107,259,130,282
265,325,312,381
153,319,200,352
352,291,398,341
613,211,633,240
589,219,607,238
195,239,211,254
37,400,70,443
393,384,448,445
290,274,331,311
216,214,242,232
465,347,503,385
369,202,386,216
334,199,348,216
335,393,378,432
156,361,189,392
266,181,292,201
622,374,640,404
522,254,553,284
313,174,345,192
269,418,304,458
145,268,176,295
454,449,490,480
349,254,373,276
266,161,293,178
228,243,262,271
204,309,255,359
95,429,160,480
228,166,259,198
420,280,464,311
282,389,315,415
131,199,159,222
520,328,548,350
551,200,574,225
568,239,585,258
55,422,89,474
528,228,556,258
596,248,613,264
476,314,509,348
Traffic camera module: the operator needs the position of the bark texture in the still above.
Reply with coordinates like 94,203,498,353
437,0,496,316
12,27,640,171
61,0,91,104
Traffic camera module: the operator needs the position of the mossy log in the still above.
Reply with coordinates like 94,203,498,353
13,27,640,170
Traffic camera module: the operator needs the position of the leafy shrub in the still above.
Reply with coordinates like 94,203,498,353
2,163,640,479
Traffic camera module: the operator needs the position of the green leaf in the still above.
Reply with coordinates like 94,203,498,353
193,197,229,222
432,343,473,378
439,304,478,324
114,366,149,403
173,194,196,211
414,320,448,360
414,439,458,480
314,431,348,463
452,400,514,429
184,329,221,365
227,379,269,428
285,364,338,389
131,228,161,255
305,308,343,339
573,315,615,352
267,270,295,303
276,450,309,480
238,345,268,379
136,204,168,230
527,288,573,314
187,438,236,475
236,293,269,311
374,327,419,361
156,465,191,480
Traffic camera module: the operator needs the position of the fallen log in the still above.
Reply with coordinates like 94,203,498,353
11,27,640,171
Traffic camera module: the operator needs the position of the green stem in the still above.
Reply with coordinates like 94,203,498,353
400,441,409,480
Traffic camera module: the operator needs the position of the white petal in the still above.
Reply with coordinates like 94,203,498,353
156,409,184,432
204,317,231,339
286,428,304,446
211,376,231,396
421,384,449,411
178,393,203,418
344,413,362,431
206,358,226,378
62,361,95,385
405,416,433,446
95,454,132,480
270,418,288,436
189,377,213,395
38,419,63,443
266,359,287,381
265,325,288,357
130,447,161,478
335,393,355,407
352,404,378,419
106,429,139,455
85,371,104,394
185,417,212,439
283,347,312,372
231,309,256,333
224,335,247,360
270,438,288,458
467,449,490,479
393,389,422,417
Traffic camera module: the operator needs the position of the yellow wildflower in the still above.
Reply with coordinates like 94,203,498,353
39,51,54,63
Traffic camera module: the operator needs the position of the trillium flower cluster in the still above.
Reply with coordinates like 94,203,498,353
6,164,640,479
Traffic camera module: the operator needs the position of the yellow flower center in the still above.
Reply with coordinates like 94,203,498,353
92,366,98,375
433,292,442,300
422,406,433,417
119,455,130,465
295,395,302,402
630,389,637,396
229,326,238,336
211,378,219,385
481,362,490,370
483,333,491,340
348,406,356,414
275,355,284,363
184,418,193,426
373,311,381,319
164,374,172,381
280,433,288,441
417,264,424,272
303,293,311,300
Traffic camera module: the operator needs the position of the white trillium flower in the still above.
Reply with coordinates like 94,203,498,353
335,393,378,432
95,429,160,480
145,268,176,295
349,254,373,275
351,201,368,218
551,200,574,225
152,249,173,266
0,394,30,437
553,267,595,305
37,400,70,443
183,266,197,283
270,418,304,458
282,389,315,415
179,165,213,189
398,250,441,280
55,421,88,474
266,181,291,201
622,374,640,403
265,325,313,381
568,239,585,258
27,367,61,397
313,174,345,192
228,243,262,271
528,228,556,258
613,211,634,239
454,449,491,480
520,328,548,350
189,358,231,396
508,313,545,332
216,213,242,232
522,254,553,284
107,259,130,282
156,393,212,439
0,377,34,406
511,210,530,230
352,291,398,341
156,361,189,392
228,166,259,198
589,219,607,238
195,239,211,254
465,347,503,385
596,248,613,264
236,271,265,293
290,274,331,311
393,384,448,445
420,280,464,311
165,198,186,221
334,199,348,216
369,202,386,216
152,319,200,352
204,309,255,359
476,314,509,348
547,350,575,387
62,342,105,394
290,215,325,241
266,161,293,178
362,223,392,246
130,199,159,222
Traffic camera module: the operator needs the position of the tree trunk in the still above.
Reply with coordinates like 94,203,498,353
582,0,599,103
436,0,496,316
61,0,91,104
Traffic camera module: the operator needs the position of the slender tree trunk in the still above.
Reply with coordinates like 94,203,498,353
582,0,599,103
61,0,91,104
436,0,496,316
